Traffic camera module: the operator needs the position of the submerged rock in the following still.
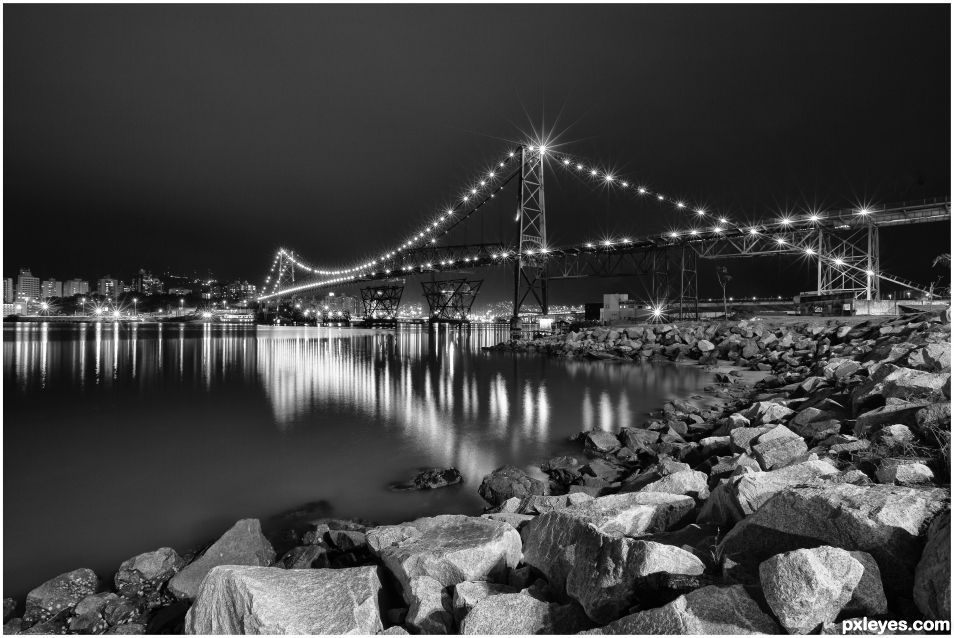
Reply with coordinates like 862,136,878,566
477,466,549,507
168,519,275,601
391,468,463,491
185,565,383,634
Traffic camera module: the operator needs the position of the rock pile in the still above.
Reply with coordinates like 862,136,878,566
3,312,949,635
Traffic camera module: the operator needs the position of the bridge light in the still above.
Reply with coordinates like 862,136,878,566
488,171,495,178
749,227,759,235
713,226,724,233
590,169,598,176
525,248,534,255
538,144,547,154
776,238,787,245
638,187,647,194
676,201,685,208
694,208,705,215
858,208,871,215
509,151,515,157
479,181,485,186
430,238,436,243
719,217,728,224
808,214,820,222
621,181,629,187
563,159,571,165
669,232,679,238
576,164,583,170
657,194,664,201
834,258,845,266
605,175,614,182
585,243,594,248
866,269,874,276
491,253,498,259
780,217,792,225
463,196,469,201
470,189,477,194
804,248,815,255
499,162,505,167
602,240,613,246
690,229,699,236
621,238,631,243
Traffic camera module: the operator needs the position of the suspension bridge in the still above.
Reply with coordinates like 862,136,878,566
257,141,950,322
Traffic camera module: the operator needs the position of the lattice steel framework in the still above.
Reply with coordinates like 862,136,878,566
513,146,548,316
422,279,483,322
360,284,404,319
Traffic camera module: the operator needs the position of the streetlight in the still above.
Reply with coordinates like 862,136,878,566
179,298,184,317
133,297,138,317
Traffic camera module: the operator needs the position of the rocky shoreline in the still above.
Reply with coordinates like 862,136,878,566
3,311,951,635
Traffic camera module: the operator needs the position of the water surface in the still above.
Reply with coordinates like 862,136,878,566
3,322,709,598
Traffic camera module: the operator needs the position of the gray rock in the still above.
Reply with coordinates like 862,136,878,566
114,547,185,599
491,492,593,515
719,483,949,595
699,459,838,527
366,515,521,601
584,431,621,455
459,593,589,635
581,585,781,634
845,551,888,617
277,544,329,569
872,424,915,448
730,426,774,453
521,493,698,622
875,460,934,485
759,546,865,634
105,623,146,634
169,519,275,601
914,508,951,620
379,627,409,635
753,434,808,470
477,466,549,507
480,513,534,531
328,530,367,551
905,343,951,373
3,618,22,635
697,339,715,352
23,568,98,625
854,402,926,436
639,469,710,500
405,576,452,634
740,401,794,425
184,565,383,634
451,581,516,622
3,599,14,624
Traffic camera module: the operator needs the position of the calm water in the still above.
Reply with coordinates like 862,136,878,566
3,322,709,598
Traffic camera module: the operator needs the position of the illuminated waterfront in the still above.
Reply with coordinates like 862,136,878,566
3,322,709,599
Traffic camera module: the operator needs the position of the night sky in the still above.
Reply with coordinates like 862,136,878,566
4,4,950,303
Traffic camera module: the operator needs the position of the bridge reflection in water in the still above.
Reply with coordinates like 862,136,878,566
3,322,708,600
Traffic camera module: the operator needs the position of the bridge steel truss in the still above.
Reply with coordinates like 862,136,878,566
513,146,548,317
360,283,405,319
421,279,483,322
691,199,950,299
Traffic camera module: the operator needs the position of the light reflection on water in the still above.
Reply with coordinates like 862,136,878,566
3,322,708,599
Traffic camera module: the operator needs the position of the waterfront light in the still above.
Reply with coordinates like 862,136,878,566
858,207,871,216
669,232,679,238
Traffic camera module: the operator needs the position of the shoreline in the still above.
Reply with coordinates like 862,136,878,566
4,311,951,635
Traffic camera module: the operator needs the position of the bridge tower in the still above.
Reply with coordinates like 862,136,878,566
512,145,548,318
814,223,881,300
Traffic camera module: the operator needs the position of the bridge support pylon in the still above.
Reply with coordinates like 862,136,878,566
422,279,482,322
361,284,404,320
512,145,548,318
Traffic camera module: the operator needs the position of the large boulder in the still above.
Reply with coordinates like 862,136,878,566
24,568,98,625
366,515,521,598
639,469,709,501
489,492,593,515
905,343,951,373
914,508,951,620
459,592,589,635
168,519,275,600
114,547,186,600
582,585,781,634
477,466,548,507
740,401,794,425
875,460,934,486
451,581,516,622
405,576,453,634
698,459,838,527
759,547,865,634
521,492,696,622
184,565,383,634
719,483,949,595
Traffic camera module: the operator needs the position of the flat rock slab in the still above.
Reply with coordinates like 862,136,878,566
459,593,589,635
719,483,949,594
581,585,782,634
366,515,521,596
184,565,383,634
169,519,275,601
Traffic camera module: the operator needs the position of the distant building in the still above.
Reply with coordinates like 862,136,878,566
167,287,193,296
97,276,121,299
16,267,40,302
41,279,63,299
132,269,164,295
600,293,639,322
225,280,257,301
3,278,13,303
62,279,90,297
